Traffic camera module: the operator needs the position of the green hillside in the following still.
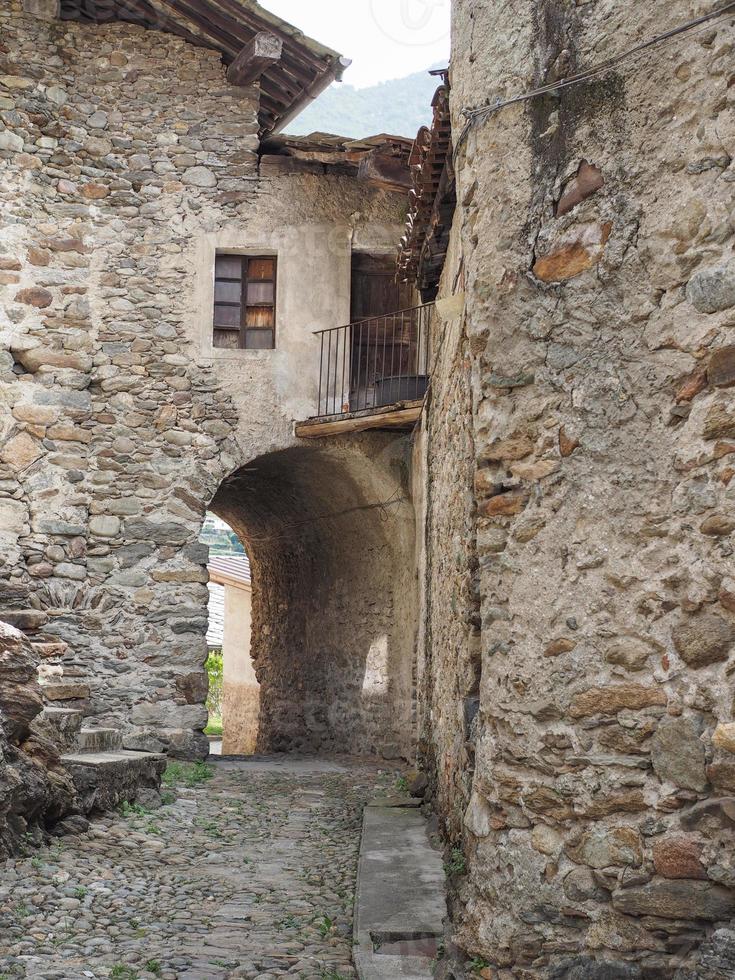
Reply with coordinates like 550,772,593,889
285,67,442,140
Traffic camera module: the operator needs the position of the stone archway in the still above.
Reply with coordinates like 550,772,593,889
207,436,418,759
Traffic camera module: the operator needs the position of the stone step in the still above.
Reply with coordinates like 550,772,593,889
40,682,90,702
353,803,447,980
61,750,167,814
74,728,123,753
32,706,84,748
49,664,89,678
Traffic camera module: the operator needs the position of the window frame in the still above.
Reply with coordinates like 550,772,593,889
213,253,278,351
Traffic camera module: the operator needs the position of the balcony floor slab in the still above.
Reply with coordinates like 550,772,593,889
295,399,424,438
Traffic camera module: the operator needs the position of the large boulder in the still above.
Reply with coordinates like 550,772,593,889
0,621,44,742
0,621,79,858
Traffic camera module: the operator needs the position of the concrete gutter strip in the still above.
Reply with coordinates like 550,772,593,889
354,799,447,980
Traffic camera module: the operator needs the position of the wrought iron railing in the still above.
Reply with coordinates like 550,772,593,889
315,303,433,418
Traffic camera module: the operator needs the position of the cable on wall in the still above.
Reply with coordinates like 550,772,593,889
218,490,410,545
454,0,735,161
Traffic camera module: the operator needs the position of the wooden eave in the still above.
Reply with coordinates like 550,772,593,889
398,75,457,300
58,0,349,135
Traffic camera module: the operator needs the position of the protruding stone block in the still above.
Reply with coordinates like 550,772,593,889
612,880,735,921
651,716,707,791
652,836,706,880
672,612,735,668
709,346,735,388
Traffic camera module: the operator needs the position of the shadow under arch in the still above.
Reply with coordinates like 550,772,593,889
208,434,417,759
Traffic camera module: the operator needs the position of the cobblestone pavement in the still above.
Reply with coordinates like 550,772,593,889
0,756,399,980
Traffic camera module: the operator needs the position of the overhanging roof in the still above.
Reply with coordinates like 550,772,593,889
208,554,252,588
58,0,351,135
398,72,456,300
260,132,413,191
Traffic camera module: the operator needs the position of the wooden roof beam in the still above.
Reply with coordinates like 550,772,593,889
357,148,411,192
210,0,328,77
270,55,352,135
227,31,283,86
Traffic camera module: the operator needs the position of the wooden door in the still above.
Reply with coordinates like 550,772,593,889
350,254,412,322
350,254,417,409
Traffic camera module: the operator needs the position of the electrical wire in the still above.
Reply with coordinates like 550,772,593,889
454,0,735,160
228,489,409,545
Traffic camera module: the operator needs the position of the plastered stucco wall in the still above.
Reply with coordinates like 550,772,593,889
220,580,258,756
418,1,735,975
0,1,416,761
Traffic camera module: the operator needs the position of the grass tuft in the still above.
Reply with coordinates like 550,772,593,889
110,967,137,979
468,955,491,974
445,847,467,876
205,717,223,737
162,760,214,789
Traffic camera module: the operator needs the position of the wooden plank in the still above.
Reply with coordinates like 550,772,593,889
210,0,330,72
210,0,329,80
227,32,282,86
357,148,411,191
156,0,241,58
295,402,424,439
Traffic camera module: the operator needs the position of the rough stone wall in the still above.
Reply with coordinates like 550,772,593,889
422,0,735,975
0,3,415,761
417,295,479,838
0,1,263,759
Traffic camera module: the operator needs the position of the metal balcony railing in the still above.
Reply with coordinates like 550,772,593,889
315,303,433,418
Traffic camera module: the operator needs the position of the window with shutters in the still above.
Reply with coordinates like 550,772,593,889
213,254,277,350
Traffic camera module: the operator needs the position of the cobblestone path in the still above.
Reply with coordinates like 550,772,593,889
0,756,398,980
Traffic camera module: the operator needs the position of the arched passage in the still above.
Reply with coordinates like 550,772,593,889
208,435,417,759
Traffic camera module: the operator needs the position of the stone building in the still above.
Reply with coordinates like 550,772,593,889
410,0,735,975
2,0,735,976
0,0,418,768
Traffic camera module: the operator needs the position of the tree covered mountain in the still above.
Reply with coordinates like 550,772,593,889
285,66,442,140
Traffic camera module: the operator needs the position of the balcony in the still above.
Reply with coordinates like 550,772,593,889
295,303,433,438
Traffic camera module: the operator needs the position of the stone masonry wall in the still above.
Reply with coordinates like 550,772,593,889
417,295,480,838
0,3,415,761
422,0,735,975
0,0,261,760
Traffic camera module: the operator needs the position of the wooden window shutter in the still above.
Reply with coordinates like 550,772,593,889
213,254,277,349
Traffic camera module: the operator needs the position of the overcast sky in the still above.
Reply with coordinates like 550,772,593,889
263,0,451,88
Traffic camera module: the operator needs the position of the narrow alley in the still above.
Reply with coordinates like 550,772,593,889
3,0,735,976
0,758,398,980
